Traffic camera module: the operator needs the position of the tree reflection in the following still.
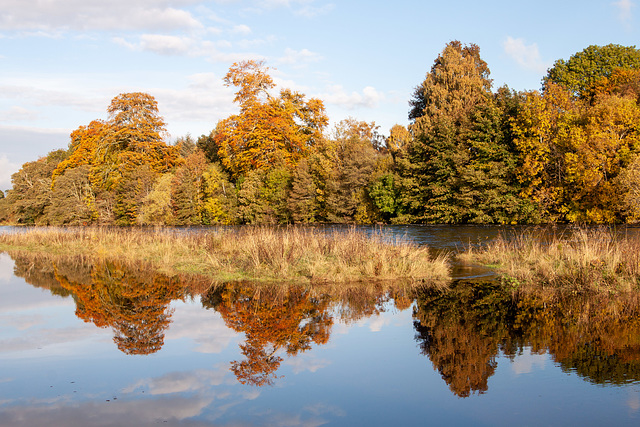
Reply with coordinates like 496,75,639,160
13,248,640,396
202,284,333,386
11,252,186,355
201,282,417,386
413,281,511,397
414,281,640,397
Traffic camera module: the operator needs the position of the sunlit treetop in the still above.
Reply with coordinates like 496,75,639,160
214,60,328,177
544,44,640,99
224,60,275,106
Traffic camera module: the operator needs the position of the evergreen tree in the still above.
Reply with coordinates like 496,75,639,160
402,41,526,223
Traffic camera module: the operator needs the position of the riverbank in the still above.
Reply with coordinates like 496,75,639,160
461,228,640,293
0,226,450,285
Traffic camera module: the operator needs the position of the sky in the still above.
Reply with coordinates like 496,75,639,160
0,0,638,191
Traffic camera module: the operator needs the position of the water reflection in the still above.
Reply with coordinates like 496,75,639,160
7,250,640,399
201,283,416,386
202,285,333,386
413,281,640,397
11,253,189,355
7,251,415,387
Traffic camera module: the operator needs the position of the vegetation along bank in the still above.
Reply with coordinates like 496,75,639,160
2,43,640,226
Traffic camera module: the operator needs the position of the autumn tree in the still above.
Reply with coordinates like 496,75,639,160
545,44,640,99
137,173,175,225
171,150,208,225
402,41,526,223
324,119,385,222
287,158,318,223
513,70,640,223
46,164,96,225
214,60,328,177
201,163,237,225
617,154,640,222
5,149,68,224
236,164,292,224
174,134,197,158
51,93,179,224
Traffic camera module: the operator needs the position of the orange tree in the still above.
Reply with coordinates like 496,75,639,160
213,60,328,178
52,93,179,224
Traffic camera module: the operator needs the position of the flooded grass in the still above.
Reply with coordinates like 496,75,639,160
0,226,450,286
461,228,640,293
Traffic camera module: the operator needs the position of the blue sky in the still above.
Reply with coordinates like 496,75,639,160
0,0,638,191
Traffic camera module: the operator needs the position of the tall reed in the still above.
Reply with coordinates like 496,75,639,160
0,226,450,285
461,228,640,292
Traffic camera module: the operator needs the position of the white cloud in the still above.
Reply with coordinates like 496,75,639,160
614,0,635,27
0,83,105,112
0,153,20,191
295,3,335,17
0,1,203,32
247,0,334,17
320,85,384,109
503,36,550,74
232,24,252,35
0,106,39,122
140,34,195,55
279,48,323,66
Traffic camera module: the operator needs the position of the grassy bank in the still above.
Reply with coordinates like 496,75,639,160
0,226,450,285
461,228,640,293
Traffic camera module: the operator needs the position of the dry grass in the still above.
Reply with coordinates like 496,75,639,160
0,226,450,285
460,228,640,293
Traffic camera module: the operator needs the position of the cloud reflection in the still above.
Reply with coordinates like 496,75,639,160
285,355,331,374
165,301,239,354
0,253,13,283
123,366,230,396
0,395,216,427
510,349,548,375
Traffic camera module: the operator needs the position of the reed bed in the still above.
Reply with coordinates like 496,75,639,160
461,228,640,293
0,226,450,285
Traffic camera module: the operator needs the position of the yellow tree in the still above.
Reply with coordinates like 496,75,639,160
214,60,328,177
564,93,640,222
511,83,581,221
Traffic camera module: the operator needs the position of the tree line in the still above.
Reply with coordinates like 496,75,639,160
2,42,640,225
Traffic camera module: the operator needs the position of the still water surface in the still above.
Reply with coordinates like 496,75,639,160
1,225,640,426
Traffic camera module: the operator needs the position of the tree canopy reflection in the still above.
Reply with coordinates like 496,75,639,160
202,284,333,386
11,252,187,355
413,281,640,397
201,283,415,386
9,250,640,395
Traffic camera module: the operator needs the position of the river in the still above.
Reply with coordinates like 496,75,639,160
0,225,639,426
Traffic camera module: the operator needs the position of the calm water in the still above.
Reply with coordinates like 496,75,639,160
1,226,640,426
